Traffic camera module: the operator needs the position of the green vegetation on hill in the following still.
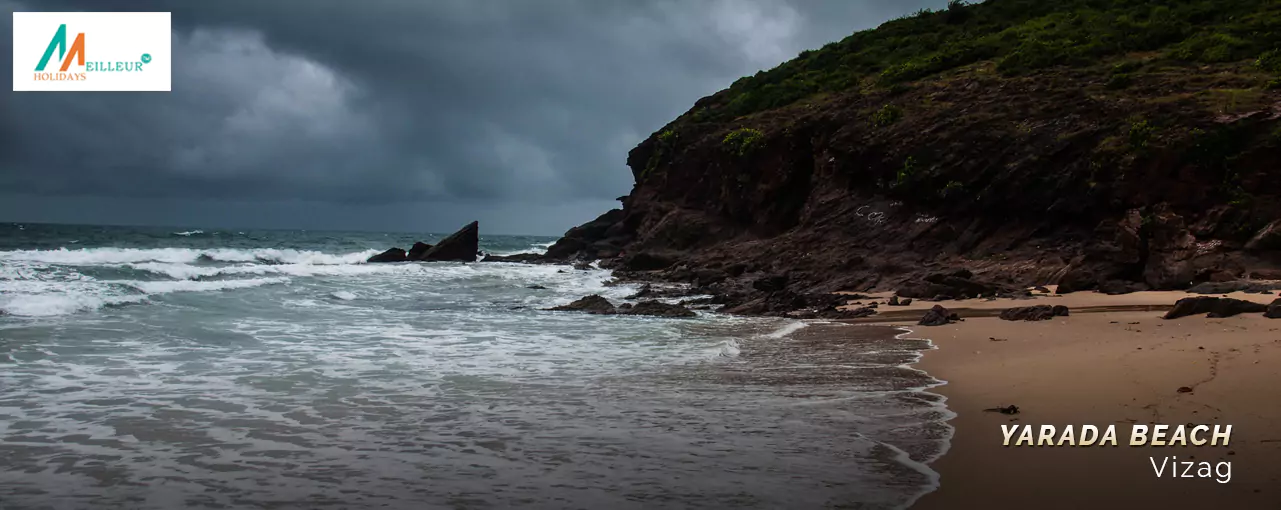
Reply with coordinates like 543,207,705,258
689,0,1281,122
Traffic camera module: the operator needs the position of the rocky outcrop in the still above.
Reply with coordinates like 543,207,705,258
549,295,616,314
999,305,1070,321
1162,297,1268,320
918,305,958,327
626,301,697,318
544,208,628,261
416,221,479,262
530,2,1281,318
1266,299,1281,319
367,247,407,263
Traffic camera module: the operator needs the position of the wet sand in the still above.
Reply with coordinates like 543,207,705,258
845,290,1281,509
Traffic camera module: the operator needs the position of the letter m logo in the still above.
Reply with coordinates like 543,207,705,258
35,24,85,72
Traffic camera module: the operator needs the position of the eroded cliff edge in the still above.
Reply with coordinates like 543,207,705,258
542,0,1281,313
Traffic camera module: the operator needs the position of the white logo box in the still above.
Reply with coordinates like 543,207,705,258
12,11,171,92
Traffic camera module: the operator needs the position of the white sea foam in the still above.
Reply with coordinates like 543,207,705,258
173,230,204,236
121,277,289,295
329,291,357,300
764,320,808,339
0,247,379,266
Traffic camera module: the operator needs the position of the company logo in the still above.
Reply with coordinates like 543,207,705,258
13,12,171,92
35,24,85,72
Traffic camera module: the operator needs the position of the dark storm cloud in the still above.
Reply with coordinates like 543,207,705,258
1,0,946,234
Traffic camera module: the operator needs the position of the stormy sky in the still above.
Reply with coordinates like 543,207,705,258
2,0,946,235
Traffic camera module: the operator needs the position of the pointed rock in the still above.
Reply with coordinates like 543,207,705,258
419,221,479,262
367,247,407,263
407,242,433,260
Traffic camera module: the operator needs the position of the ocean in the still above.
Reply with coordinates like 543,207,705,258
0,223,951,509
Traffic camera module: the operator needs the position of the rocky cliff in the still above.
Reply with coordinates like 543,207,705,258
546,0,1281,306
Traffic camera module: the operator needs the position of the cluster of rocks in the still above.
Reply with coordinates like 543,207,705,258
896,270,1027,301
998,305,1070,321
367,222,481,263
547,295,697,318
918,305,960,326
1163,297,1281,320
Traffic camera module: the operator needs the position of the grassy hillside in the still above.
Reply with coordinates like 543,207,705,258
685,0,1281,123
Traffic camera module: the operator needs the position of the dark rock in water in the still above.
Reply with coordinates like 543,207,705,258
1264,299,1281,319
624,301,697,318
526,285,547,290
918,305,955,326
817,306,876,319
999,305,1070,321
1186,281,1281,295
1163,297,1267,319
418,221,479,262
367,247,407,263
549,295,616,314
573,261,594,271
626,284,656,299
484,253,547,263
407,242,432,260
1098,280,1148,295
752,274,789,292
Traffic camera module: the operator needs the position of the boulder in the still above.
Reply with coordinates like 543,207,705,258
1266,299,1281,319
624,301,697,318
627,284,657,299
417,221,480,262
1163,297,1267,320
549,295,616,314
918,305,955,326
1098,280,1148,295
998,305,1070,321
367,247,407,263
1186,281,1281,295
407,242,433,260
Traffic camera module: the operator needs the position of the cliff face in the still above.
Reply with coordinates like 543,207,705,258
549,0,1281,299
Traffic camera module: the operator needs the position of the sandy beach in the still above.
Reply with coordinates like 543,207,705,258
846,290,1281,509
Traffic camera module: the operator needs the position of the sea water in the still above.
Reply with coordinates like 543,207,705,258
0,223,950,509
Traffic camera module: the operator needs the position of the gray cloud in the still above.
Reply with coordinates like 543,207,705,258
2,0,946,234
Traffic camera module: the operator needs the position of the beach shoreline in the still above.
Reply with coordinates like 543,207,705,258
880,291,1281,509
